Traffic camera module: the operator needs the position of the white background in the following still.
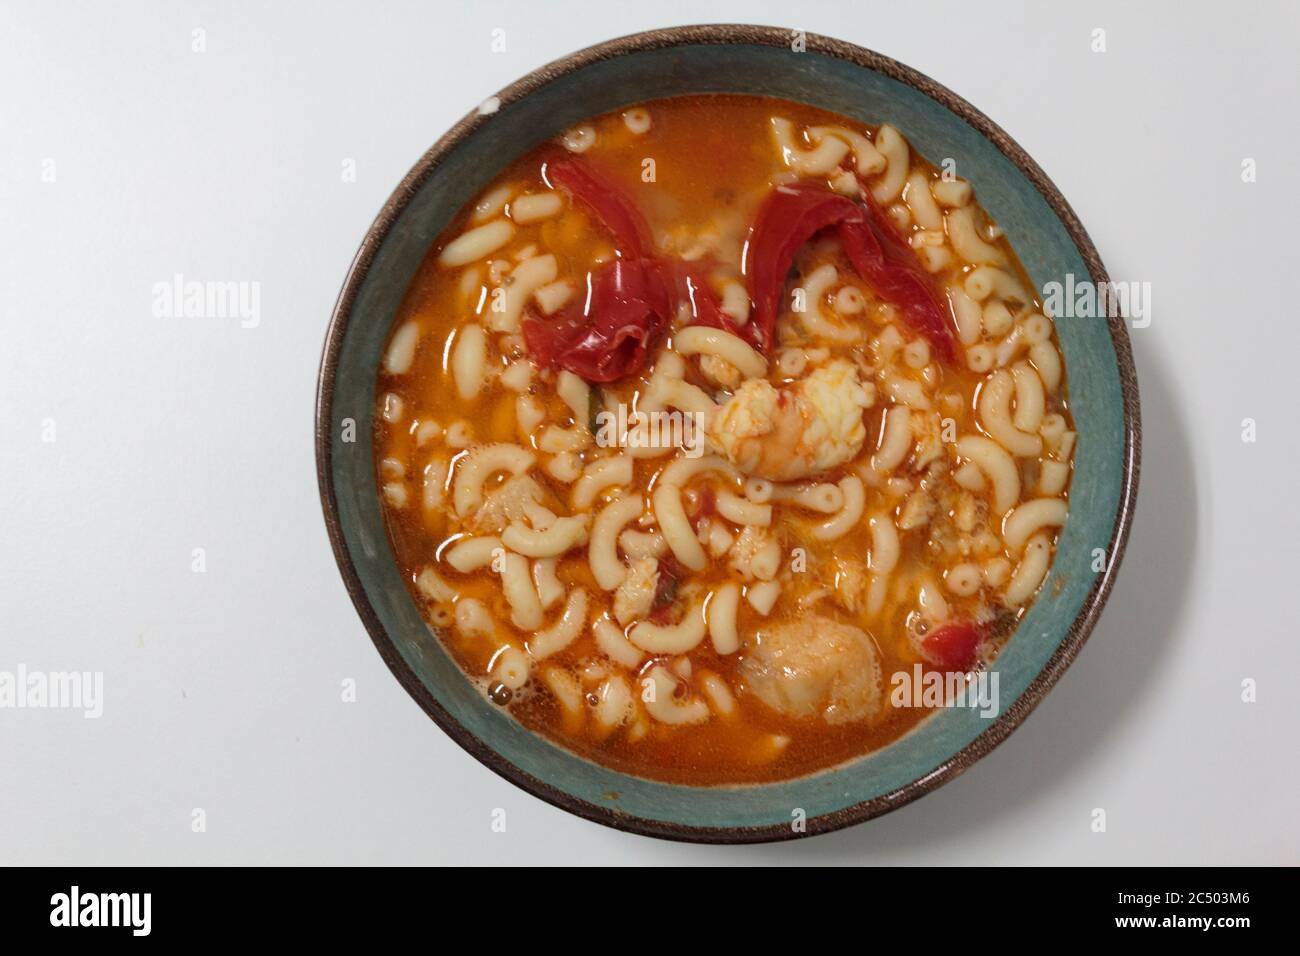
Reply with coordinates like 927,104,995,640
3,0,1297,865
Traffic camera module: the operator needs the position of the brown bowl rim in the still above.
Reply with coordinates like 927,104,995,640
315,23,1142,845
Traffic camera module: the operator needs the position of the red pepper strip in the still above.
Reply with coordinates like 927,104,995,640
743,184,864,352
525,153,674,381
920,620,984,671
838,189,956,364
670,261,749,339
743,182,957,361
522,257,672,383
522,255,743,382
542,152,652,260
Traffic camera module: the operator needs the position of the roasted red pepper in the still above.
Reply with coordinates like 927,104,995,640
523,153,667,381
743,182,957,361
526,155,956,382
523,254,742,383
522,257,672,383
525,156,744,381
743,185,863,351
542,152,652,260
670,260,748,339
920,620,984,671
838,189,956,363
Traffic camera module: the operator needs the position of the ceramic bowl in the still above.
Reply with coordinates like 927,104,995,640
316,24,1141,843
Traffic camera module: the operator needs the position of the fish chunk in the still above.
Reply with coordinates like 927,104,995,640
740,615,883,724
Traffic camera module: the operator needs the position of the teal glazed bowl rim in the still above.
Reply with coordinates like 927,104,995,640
316,24,1141,843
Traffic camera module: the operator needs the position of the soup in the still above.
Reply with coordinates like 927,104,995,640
373,95,1073,784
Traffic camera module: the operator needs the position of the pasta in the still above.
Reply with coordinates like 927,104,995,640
673,326,767,378
489,644,530,690
592,674,635,737
501,515,589,558
571,454,633,510
438,219,515,267
812,475,865,541
374,95,1075,784
871,124,909,203
589,494,644,589
1002,498,1069,552
955,435,1020,515
509,191,564,224
628,601,708,654
531,557,564,610
978,369,1044,457
444,536,502,573
707,582,742,654
792,264,859,343
451,324,487,400
642,666,710,725
526,589,588,659
500,551,543,630
771,117,851,175
452,443,534,515
652,483,707,571
487,253,558,333
945,205,1006,265
384,321,420,374
716,490,771,527
593,614,645,669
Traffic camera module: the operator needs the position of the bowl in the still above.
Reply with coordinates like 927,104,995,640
316,24,1141,843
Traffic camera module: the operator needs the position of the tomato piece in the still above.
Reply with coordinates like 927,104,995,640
648,555,686,623
693,485,717,520
920,620,984,671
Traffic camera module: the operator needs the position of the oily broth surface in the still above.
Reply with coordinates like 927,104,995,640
374,95,1068,785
